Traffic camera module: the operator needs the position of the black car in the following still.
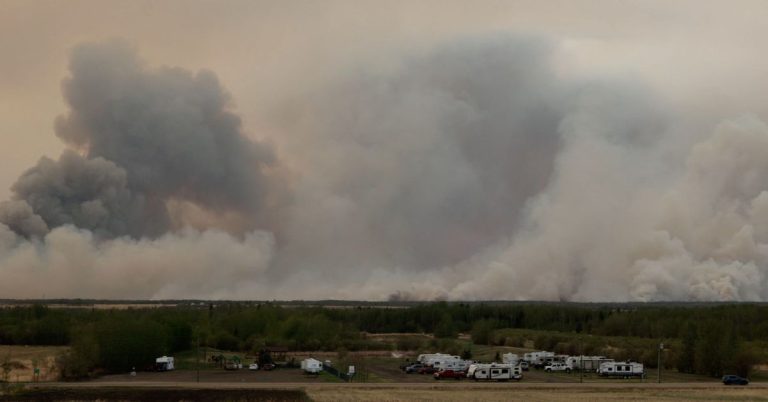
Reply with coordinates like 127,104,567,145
722,375,749,385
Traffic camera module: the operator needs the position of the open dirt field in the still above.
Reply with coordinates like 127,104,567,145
0,346,66,382
92,369,340,384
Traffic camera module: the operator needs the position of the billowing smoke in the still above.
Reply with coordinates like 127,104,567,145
2,35,768,301
273,36,566,275
8,150,148,238
0,40,277,239
0,225,273,299
448,115,768,302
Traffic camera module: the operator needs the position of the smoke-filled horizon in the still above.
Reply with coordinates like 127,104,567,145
2,30,768,301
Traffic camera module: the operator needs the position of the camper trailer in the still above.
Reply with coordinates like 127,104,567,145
466,363,522,381
597,361,644,378
437,359,471,372
566,356,613,372
301,358,323,374
423,355,462,370
418,353,457,364
523,351,555,368
155,356,175,371
502,353,519,365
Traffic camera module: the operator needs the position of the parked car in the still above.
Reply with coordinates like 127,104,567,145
722,375,749,385
261,363,276,371
404,363,424,374
544,362,571,373
418,366,438,375
520,361,530,371
248,363,259,371
434,369,465,380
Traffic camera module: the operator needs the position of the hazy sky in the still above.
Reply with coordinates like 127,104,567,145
3,1,768,300
3,0,768,200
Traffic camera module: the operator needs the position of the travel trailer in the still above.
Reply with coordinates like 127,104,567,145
466,363,522,381
301,358,323,374
565,356,614,372
502,353,519,365
154,356,174,371
597,361,644,378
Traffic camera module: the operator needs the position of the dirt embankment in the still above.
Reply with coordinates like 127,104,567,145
1,346,67,382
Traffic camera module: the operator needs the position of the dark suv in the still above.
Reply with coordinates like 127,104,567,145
404,363,424,374
722,375,749,385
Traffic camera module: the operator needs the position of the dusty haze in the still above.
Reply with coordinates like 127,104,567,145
2,1,768,301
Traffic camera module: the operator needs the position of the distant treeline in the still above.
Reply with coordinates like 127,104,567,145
0,302,765,378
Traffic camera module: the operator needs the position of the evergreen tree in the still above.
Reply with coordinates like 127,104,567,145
676,322,696,373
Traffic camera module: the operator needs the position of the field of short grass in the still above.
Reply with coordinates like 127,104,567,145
307,387,768,402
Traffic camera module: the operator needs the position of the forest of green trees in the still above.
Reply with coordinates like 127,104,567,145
0,302,764,379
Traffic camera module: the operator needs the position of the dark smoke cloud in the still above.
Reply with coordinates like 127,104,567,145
7,150,150,237
0,40,277,238
0,200,49,238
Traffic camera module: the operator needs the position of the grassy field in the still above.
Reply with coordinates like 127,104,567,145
307,386,768,402
5,385,767,402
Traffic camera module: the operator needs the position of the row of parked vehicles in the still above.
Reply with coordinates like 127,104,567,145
402,360,522,381
520,351,645,378
400,353,523,381
400,351,647,381
406,351,750,385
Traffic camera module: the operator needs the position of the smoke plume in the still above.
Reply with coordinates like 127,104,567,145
2,35,768,301
0,40,277,239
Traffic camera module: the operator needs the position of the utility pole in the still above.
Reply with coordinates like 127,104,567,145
579,339,583,383
657,342,664,383
196,334,200,383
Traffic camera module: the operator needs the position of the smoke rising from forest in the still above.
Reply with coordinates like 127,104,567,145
1,36,768,301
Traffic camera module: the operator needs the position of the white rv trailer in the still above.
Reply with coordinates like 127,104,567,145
423,354,460,365
565,356,613,372
301,358,323,374
155,356,175,371
436,359,471,372
466,363,522,381
523,351,555,368
502,353,519,366
597,361,644,378
423,355,461,370
418,353,455,364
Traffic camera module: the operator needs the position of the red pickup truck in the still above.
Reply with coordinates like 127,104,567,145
434,369,465,380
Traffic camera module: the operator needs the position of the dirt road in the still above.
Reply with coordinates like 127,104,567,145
29,380,768,389
20,381,768,402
